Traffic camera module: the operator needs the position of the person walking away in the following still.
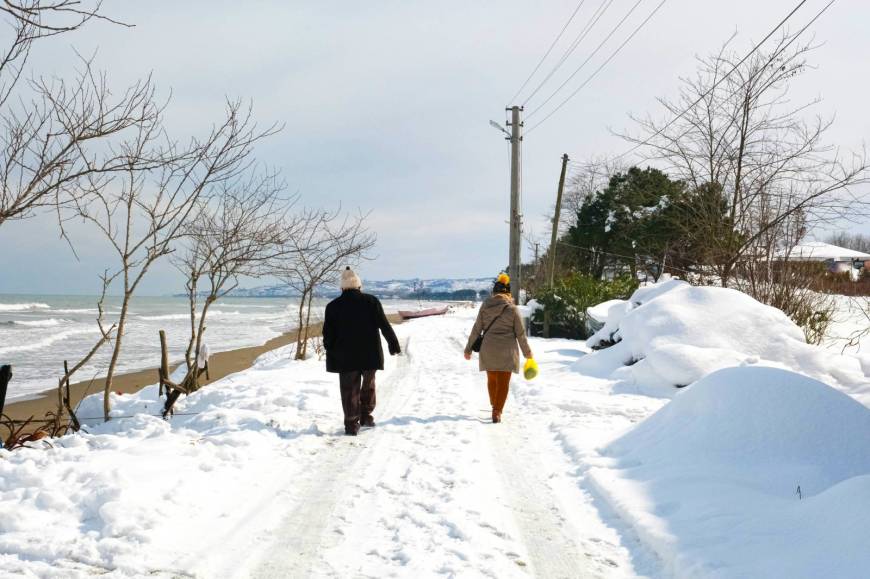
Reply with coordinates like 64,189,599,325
463,273,533,423
323,267,401,436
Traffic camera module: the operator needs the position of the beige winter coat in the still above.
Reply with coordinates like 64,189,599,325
465,294,533,373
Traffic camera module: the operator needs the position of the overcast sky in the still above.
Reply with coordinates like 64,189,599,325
1,0,868,295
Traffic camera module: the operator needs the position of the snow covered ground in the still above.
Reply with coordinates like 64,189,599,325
1,284,869,578
824,294,870,355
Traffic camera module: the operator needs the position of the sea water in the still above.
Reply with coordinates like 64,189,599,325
0,293,435,402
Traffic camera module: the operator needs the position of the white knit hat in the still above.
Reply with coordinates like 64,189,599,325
340,266,362,290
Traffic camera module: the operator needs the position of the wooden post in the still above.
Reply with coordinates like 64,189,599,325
0,365,11,418
57,365,65,420
159,330,170,397
62,360,80,432
158,329,191,419
544,154,569,338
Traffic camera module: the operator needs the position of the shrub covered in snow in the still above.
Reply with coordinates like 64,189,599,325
581,280,869,400
531,273,637,339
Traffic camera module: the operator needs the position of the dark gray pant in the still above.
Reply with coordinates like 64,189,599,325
339,370,377,428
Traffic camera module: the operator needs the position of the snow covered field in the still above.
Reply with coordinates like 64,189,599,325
1,283,869,578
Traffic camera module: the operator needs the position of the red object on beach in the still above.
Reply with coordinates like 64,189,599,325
398,306,449,320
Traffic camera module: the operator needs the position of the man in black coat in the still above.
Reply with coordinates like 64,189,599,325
323,267,401,435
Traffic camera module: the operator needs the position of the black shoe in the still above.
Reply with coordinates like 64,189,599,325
345,423,360,436
360,415,375,428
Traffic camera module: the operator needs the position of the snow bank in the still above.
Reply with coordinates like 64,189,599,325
581,280,869,402
587,366,870,578
585,298,626,324
516,298,542,319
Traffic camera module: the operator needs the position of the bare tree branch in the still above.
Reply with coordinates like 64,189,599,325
274,209,376,360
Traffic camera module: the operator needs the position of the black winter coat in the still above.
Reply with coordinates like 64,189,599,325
323,289,401,373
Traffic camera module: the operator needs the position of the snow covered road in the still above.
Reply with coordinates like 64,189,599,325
239,312,659,579
247,315,651,578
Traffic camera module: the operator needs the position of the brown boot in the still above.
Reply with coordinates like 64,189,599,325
492,410,501,424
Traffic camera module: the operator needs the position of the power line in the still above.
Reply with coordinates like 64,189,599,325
526,0,645,117
526,0,669,133
522,0,617,106
508,0,590,105
612,0,830,162
556,239,700,277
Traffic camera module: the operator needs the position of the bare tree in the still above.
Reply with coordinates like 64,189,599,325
825,232,870,254
277,210,375,360
622,33,870,286
549,157,628,280
69,101,278,420
0,1,129,104
0,2,154,227
52,269,115,430
563,157,625,223
173,169,302,383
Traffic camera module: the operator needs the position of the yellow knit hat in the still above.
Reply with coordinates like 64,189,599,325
493,272,511,295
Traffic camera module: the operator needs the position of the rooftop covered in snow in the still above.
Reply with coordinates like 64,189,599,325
775,241,870,262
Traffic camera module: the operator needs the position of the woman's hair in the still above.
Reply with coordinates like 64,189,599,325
492,272,511,295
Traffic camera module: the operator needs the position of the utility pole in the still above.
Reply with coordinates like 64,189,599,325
507,106,522,303
544,153,569,338
489,108,523,304
548,153,569,287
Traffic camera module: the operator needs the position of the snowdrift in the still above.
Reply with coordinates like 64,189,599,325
587,366,870,578
585,298,626,326
580,280,869,402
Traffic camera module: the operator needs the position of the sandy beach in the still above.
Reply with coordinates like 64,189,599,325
3,316,402,422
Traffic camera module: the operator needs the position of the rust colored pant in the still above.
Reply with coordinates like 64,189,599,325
486,371,512,413
339,370,377,428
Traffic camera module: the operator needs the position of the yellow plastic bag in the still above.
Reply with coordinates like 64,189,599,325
523,358,539,381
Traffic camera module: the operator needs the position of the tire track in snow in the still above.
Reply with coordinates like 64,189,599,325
247,313,656,578
297,318,533,578
487,412,657,578
250,336,414,579
486,418,588,578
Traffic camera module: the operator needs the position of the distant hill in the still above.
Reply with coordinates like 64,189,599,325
227,277,496,300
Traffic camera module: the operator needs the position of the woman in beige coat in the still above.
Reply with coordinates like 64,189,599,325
464,273,533,423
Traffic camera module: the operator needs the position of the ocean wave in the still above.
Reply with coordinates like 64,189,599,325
137,313,190,321
0,302,51,312
10,318,71,328
53,308,99,314
137,310,246,321
0,327,100,356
